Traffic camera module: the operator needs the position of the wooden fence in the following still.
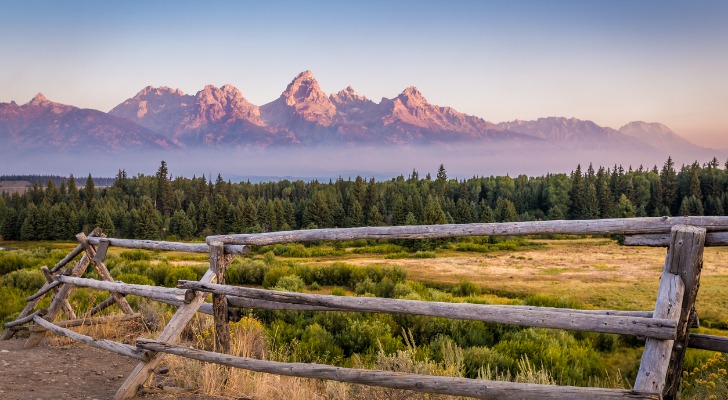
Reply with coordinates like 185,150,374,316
4,216,728,400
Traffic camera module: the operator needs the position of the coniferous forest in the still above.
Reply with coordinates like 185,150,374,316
1,157,727,241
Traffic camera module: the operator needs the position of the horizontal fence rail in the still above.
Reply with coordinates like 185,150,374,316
178,280,677,340
86,237,248,255
208,216,728,245
136,338,661,400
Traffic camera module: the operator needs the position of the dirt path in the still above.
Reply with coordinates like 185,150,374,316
0,339,222,400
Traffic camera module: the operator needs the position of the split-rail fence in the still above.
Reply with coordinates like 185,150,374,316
4,216,728,400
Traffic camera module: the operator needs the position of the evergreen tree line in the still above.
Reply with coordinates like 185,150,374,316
1,157,727,241
0,175,115,187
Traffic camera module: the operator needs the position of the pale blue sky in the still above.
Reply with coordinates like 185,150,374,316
1,0,727,147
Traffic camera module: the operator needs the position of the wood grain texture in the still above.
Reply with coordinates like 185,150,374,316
208,216,728,245
179,281,676,339
688,333,728,353
634,225,705,397
86,236,248,254
32,316,147,361
624,231,728,247
113,268,217,400
136,339,660,400
78,232,135,315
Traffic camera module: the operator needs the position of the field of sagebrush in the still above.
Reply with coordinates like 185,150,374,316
1,236,727,399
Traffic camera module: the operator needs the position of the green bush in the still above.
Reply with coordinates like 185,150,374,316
275,275,305,292
337,318,402,356
463,346,517,378
493,328,603,385
164,267,197,288
351,244,406,254
0,286,27,324
451,279,482,297
262,266,293,288
0,251,36,274
1,268,45,291
411,251,436,259
144,263,170,286
295,323,344,363
227,259,269,285
115,273,155,286
330,287,346,296
524,294,582,309
120,249,152,261
595,333,618,352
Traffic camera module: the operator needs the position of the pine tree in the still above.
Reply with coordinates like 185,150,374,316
134,198,162,239
615,194,637,218
661,157,678,215
494,197,518,222
155,161,173,217
68,174,80,209
478,200,495,223
423,196,447,225
84,174,95,207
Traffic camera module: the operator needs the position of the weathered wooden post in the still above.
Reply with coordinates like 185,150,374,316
114,258,222,399
24,230,106,348
210,241,234,354
634,224,706,399
77,234,135,315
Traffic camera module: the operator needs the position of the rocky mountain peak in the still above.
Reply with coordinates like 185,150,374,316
27,93,49,106
281,70,330,106
261,71,336,126
191,84,261,126
134,86,186,98
330,86,369,104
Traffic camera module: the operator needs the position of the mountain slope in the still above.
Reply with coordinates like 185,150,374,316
2,71,719,159
0,94,170,151
618,121,712,157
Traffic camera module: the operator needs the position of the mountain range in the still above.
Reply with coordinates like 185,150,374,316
0,70,716,161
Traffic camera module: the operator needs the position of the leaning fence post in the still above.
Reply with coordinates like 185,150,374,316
210,241,234,354
114,263,220,399
634,224,706,398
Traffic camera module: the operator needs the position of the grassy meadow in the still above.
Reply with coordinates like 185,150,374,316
2,235,728,399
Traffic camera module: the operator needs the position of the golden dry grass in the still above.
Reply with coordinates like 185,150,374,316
309,238,728,320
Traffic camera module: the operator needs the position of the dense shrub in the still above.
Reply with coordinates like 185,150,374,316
164,267,197,287
120,249,152,261
275,275,305,292
463,346,516,378
0,251,37,274
493,328,603,385
1,268,45,291
227,259,269,285
351,244,406,254
524,294,582,309
0,286,26,324
411,251,436,259
115,273,155,286
451,279,482,296
294,323,344,363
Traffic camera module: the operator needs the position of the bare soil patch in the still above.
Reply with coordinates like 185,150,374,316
0,339,223,400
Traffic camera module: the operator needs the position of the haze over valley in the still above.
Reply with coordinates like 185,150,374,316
1,71,720,179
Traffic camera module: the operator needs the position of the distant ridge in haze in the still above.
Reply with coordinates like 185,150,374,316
1,70,720,174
